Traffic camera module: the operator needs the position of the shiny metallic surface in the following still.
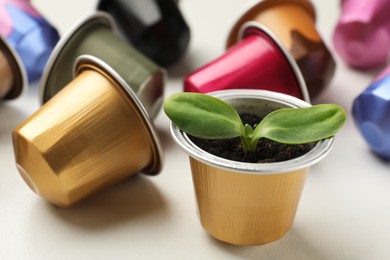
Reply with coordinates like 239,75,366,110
170,89,334,245
13,57,163,207
184,24,310,103
97,0,190,66
190,159,308,245
0,41,13,98
240,22,310,102
227,0,316,47
352,71,390,160
75,54,164,175
226,0,336,99
0,35,26,100
0,0,60,81
40,12,165,118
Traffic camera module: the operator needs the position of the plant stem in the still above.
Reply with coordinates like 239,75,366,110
240,136,250,154
240,124,258,154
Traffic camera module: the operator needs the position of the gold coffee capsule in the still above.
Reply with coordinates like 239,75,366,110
13,55,163,207
0,36,26,100
40,12,165,118
226,0,336,99
170,89,335,245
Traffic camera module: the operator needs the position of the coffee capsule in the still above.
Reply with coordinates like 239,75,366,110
13,55,164,207
97,0,190,66
0,35,26,100
40,12,165,118
0,0,60,81
352,65,390,159
184,23,310,103
333,0,390,69
226,0,335,99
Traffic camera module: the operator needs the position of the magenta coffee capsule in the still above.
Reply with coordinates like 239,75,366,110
226,0,335,99
184,23,310,103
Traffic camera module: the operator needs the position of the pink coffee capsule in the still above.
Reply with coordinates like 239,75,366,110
333,0,390,69
184,23,309,102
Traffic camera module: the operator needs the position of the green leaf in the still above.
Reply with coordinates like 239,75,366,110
164,92,243,139
252,104,346,144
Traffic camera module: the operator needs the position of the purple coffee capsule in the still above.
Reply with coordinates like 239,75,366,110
353,66,390,159
0,0,60,81
333,0,390,69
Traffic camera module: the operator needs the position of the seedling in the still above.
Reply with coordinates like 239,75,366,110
164,92,346,154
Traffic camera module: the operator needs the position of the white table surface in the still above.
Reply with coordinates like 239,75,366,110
1,0,390,259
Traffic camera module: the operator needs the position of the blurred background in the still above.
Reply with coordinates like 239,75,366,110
1,0,389,259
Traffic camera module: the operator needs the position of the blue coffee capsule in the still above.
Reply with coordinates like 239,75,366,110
97,0,190,66
0,0,60,82
352,68,390,160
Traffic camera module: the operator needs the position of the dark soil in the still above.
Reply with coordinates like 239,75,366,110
189,113,317,163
